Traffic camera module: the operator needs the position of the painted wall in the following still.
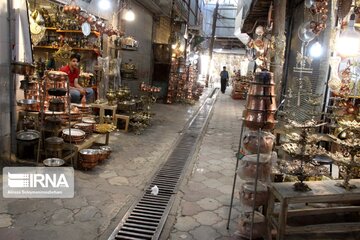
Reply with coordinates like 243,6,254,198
120,1,153,95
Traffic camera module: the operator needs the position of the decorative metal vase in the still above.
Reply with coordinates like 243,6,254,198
106,89,117,106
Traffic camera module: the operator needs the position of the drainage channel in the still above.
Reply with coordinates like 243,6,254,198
108,89,219,240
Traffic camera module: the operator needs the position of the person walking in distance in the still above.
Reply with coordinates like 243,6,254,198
220,66,229,94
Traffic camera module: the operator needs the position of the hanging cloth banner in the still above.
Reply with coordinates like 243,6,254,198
13,0,33,63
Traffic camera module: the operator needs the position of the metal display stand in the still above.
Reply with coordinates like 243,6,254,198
227,71,276,239
227,121,245,229
39,72,74,165
227,126,264,240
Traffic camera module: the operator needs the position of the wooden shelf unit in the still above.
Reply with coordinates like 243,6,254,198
33,46,97,51
266,180,360,240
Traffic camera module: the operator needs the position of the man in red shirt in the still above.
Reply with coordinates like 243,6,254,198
60,53,94,103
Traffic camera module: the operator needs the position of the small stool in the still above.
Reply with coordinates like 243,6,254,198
114,114,130,132
91,102,117,124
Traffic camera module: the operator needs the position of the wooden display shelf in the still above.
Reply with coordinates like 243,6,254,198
55,29,100,35
62,132,110,169
346,96,360,99
33,46,97,51
120,45,138,51
266,180,360,240
90,102,117,124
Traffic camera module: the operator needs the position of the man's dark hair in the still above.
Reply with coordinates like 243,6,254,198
70,53,81,62
223,66,226,69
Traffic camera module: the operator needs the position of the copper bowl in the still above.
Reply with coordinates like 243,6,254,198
248,84,275,96
46,71,68,81
43,158,65,167
246,95,277,111
244,109,276,122
243,131,275,154
49,98,65,112
62,128,86,144
251,71,274,85
17,99,40,111
74,123,93,135
99,146,111,159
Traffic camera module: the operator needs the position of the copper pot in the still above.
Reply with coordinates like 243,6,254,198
246,96,277,111
248,84,275,96
17,99,39,111
79,149,99,170
243,131,275,154
48,88,67,96
237,212,266,239
45,137,64,151
20,80,38,90
251,71,274,85
99,146,111,159
49,98,65,112
97,149,107,163
237,155,272,181
45,116,62,131
11,61,35,75
239,181,269,208
244,110,276,130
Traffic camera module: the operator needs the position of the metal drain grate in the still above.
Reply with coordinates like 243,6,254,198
109,91,218,240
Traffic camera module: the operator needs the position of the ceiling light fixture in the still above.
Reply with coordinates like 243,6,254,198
310,40,322,58
123,8,135,21
336,13,360,58
98,0,111,10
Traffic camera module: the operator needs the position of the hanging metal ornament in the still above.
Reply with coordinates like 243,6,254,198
298,21,316,42
304,0,315,8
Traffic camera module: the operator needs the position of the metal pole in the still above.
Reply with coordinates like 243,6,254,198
205,0,219,87
226,120,245,229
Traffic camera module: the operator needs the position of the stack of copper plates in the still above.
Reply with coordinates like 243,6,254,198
61,128,86,144
73,123,93,135
243,71,277,130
